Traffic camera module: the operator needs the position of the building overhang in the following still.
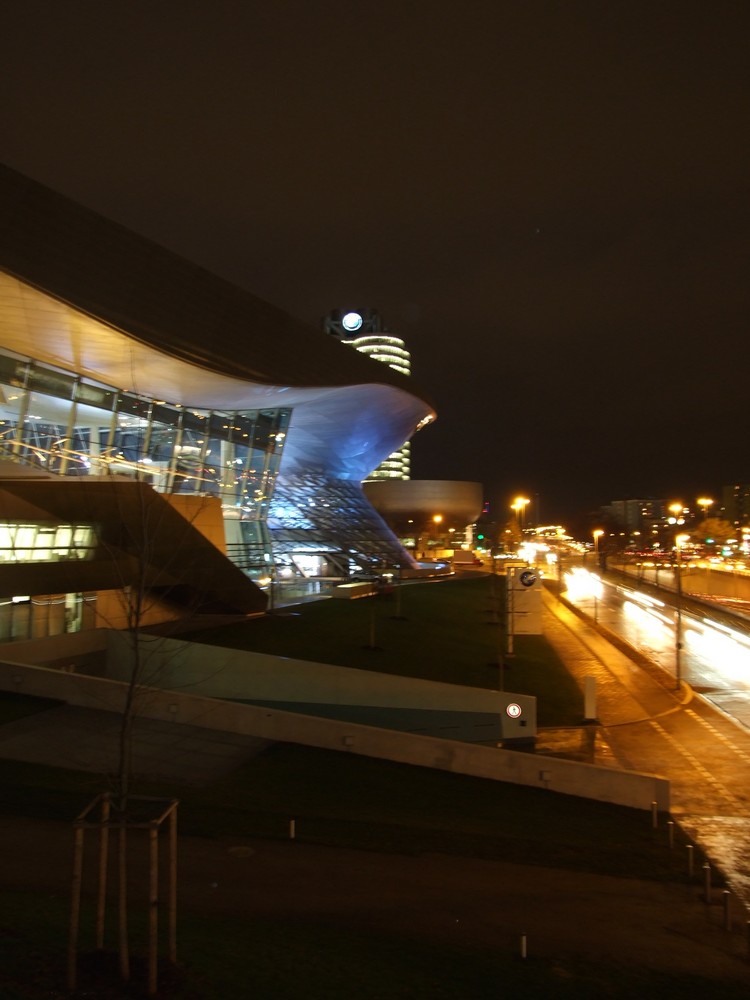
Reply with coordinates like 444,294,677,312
0,163,436,481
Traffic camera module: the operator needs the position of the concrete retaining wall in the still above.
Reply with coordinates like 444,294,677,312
0,659,670,812
0,630,109,664
101,633,536,742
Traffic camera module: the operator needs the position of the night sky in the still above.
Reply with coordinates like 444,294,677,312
2,1,748,532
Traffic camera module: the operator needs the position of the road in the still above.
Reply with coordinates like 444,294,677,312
540,585,750,910
559,561,750,732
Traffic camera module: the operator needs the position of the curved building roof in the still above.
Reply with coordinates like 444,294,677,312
0,164,435,480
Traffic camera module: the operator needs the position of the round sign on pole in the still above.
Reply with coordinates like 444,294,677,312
506,703,522,719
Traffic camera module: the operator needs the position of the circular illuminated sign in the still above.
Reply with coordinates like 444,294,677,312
519,570,537,587
341,311,363,332
506,703,522,719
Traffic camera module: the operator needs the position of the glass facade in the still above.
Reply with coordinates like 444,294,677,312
268,472,411,576
0,349,291,579
0,592,97,642
0,523,95,562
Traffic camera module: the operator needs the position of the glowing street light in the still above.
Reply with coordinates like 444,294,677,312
697,497,714,520
668,502,684,523
593,529,604,555
431,514,443,546
512,496,530,531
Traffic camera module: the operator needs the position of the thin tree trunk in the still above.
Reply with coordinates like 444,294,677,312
116,588,143,982
118,821,130,982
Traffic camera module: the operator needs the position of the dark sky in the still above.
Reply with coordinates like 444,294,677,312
2,1,749,531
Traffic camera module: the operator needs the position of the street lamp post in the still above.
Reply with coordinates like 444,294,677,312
514,496,530,531
430,514,443,555
593,529,604,568
674,532,690,691
668,502,684,524
511,497,530,546
697,497,714,521
506,565,515,658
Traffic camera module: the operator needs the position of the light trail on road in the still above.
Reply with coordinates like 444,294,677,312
560,567,750,729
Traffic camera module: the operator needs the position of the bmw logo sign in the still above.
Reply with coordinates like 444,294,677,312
342,311,364,332
519,570,537,587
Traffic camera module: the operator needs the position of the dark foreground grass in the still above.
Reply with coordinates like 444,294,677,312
0,691,62,724
0,894,729,1000
175,743,693,880
181,577,582,726
1,887,746,1000
0,578,742,996
0,739,707,882
0,710,739,998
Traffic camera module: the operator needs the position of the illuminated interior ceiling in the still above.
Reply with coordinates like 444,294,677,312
0,164,436,482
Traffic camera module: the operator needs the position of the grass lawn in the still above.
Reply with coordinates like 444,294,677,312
181,577,582,727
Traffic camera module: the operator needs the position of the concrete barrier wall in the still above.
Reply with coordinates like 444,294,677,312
0,660,669,812
101,633,507,708
610,560,750,603
0,630,109,664
0,631,537,739
102,633,537,741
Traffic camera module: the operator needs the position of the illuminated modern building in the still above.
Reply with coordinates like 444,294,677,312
323,309,412,480
0,165,435,638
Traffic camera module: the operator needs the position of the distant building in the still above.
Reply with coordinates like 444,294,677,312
323,309,412,480
600,498,671,549
722,484,750,526
604,499,661,533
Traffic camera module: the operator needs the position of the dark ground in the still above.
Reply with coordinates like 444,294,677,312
1,812,749,998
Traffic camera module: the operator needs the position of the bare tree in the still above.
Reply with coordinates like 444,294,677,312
64,476,264,989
